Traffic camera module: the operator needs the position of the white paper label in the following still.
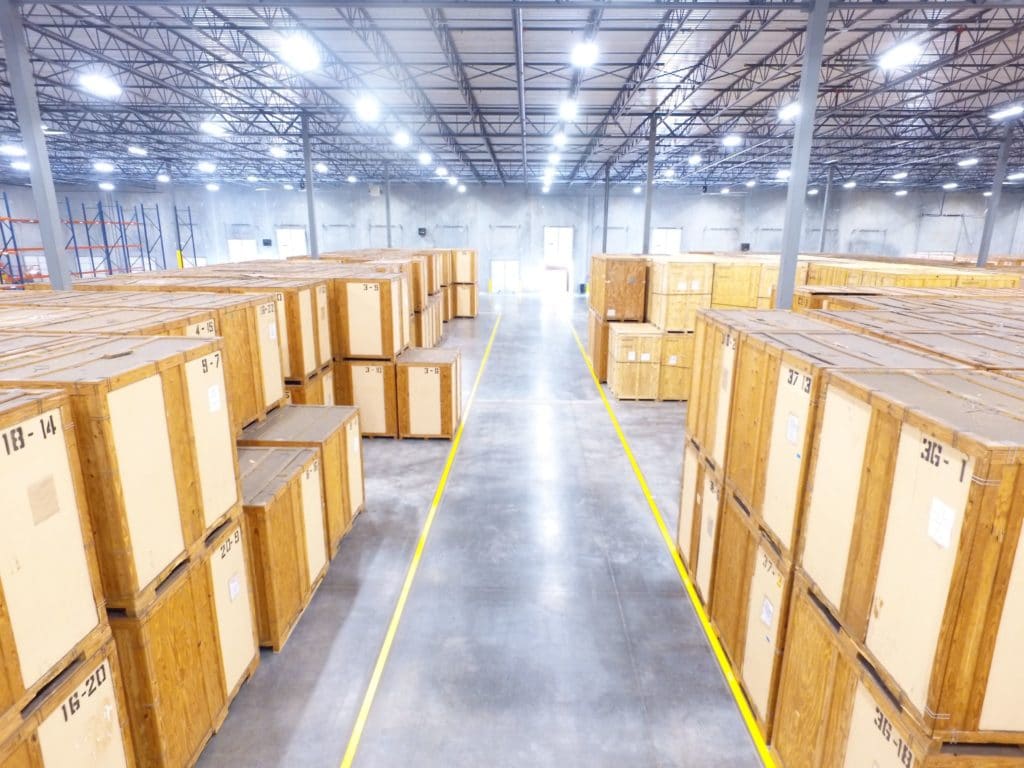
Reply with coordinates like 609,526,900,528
928,497,956,549
676,280,687,291
228,574,241,602
607,308,617,318
208,385,222,413
627,351,636,361
691,279,702,291
268,323,277,340
668,355,678,365
760,596,775,627
785,413,800,444
640,352,651,362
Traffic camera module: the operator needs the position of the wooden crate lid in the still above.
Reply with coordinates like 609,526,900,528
240,404,357,443
0,387,69,420
825,369,1024,455
396,348,460,366
753,330,959,370
608,322,661,339
237,446,317,508
0,306,213,334
811,309,969,334
884,330,1024,370
698,309,840,334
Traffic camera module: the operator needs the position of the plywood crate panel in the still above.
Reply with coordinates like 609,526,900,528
239,405,365,555
711,261,762,308
724,330,956,557
646,293,711,332
454,283,478,318
452,249,478,284
335,361,398,438
791,286,884,313
334,275,406,360
442,284,453,322
873,330,1024,371
647,257,714,296
772,577,1024,768
421,250,444,295
0,336,239,610
0,641,134,768
658,332,694,401
0,390,109,741
687,310,841,473
285,362,335,407
677,440,724,604
0,306,217,338
238,447,327,651
587,309,610,383
797,368,1024,741
396,349,461,439
607,322,661,400
588,254,647,321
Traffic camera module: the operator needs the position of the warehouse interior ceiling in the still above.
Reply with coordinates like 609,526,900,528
1,0,1024,192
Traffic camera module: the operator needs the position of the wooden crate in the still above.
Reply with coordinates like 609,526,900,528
442,283,453,322
687,310,840,473
711,260,762,308
587,309,610,382
647,257,714,295
0,336,240,611
286,362,335,407
335,360,398,437
238,447,328,651
396,349,462,439
677,439,724,604
0,640,135,768
772,577,1024,768
0,390,109,740
607,322,661,400
239,404,365,556
452,248,478,284
437,248,453,286
658,332,694,401
412,298,443,349
422,250,444,295
646,292,711,332
453,283,478,318
109,558,224,768
334,275,406,360
588,254,647,321
708,489,792,739
797,368,1024,740
791,286,884,313
871,330,1024,371
0,305,217,338
200,518,259,724
724,330,956,557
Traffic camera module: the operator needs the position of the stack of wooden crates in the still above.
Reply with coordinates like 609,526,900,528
450,248,479,319
678,285,1024,767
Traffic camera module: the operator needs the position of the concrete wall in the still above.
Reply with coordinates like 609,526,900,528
3,181,1023,289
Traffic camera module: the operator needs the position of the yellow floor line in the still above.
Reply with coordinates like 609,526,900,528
340,313,502,768
569,324,777,768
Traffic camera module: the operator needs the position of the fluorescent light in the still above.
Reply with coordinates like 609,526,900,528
278,33,320,73
347,175,357,183
808,188,819,196
269,146,288,159
663,168,675,179
0,145,26,157
42,127,65,137
435,166,448,178
559,100,578,121
458,184,466,193
246,175,259,182
283,183,294,190
156,173,170,183
98,181,115,191
553,132,567,149
745,180,756,188
93,160,115,173
571,41,599,68
548,153,561,165
776,169,791,181
315,162,328,173
447,176,458,187
942,182,958,190
687,154,702,166
355,95,380,122
206,182,220,192
892,171,908,180
894,190,908,197
197,161,217,174
79,73,122,99
778,102,800,121
633,185,642,194
542,184,551,194
984,191,993,197
199,120,226,137
878,40,922,71
1008,172,1024,181
990,104,1024,121
721,187,730,195
418,151,432,166
842,180,856,189
957,157,978,168
10,161,29,171
393,130,411,148
127,146,147,157
542,168,556,182
722,134,742,148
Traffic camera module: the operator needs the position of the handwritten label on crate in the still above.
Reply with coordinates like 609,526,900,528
188,319,217,338
59,660,110,723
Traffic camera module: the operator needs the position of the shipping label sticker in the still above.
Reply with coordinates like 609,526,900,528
607,308,617,318
760,596,775,627
208,385,222,413
691,279,702,291
627,351,636,362
669,355,678,365
640,352,651,362
928,497,956,549
786,413,800,444
29,475,60,525
676,280,687,291
268,323,277,340
228,574,241,602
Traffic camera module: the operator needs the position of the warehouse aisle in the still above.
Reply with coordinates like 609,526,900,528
199,294,760,768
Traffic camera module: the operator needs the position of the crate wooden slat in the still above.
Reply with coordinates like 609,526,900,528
0,305,217,338
0,336,240,610
396,349,461,439
797,368,1024,741
587,309,610,382
677,440,723,604
452,248,478,284
238,447,328,651
0,640,135,768
285,362,335,407
588,254,647,321
453,284,478,318
658,332,694,401
239,404,365,555
335,361,398,437
334,275,406,360
607,322,661,401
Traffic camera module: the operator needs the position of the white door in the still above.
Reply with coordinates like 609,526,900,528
276,228,308,258
651,227,683,255
227,239,258,263
543,226,574,293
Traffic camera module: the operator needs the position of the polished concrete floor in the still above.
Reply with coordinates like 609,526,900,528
198,293,761,768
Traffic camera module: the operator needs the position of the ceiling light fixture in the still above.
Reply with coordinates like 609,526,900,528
570,41,599,68
246,175,259,182
436,166,448,178
156,173,170,183
722,134,742,148
98,181,115,191
843,180,857,189
354,95,380,122
808,188,819,196
269,146,288,159
1007,172,1024,181
458,184,466,193
892,171,908,180
984,191,993,197
878,40,922,72
0,145,26,157
10,161,29,171
942,182,958,190
278,33,320,73
127,146,147,157
777,102,800,121
199,120,227,137
197,161,217,174
990,104,1024,121
633,185,642,194
393,130,411,148
79,73,122,99
895,189,908,197
283,183,294,190
418,151,432,166
206,182,220,191
957,158,978,167
663,168,675,179
315,162,328,173
721,187,730,195
447,176,458,187
553,132,567,149
347,175,357,183
688,154,702,166
776,169,791,181
745,180,756,188
548,152,561,165
93,160,115,173
559,100,578,121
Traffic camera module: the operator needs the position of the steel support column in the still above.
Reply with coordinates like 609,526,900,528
384,166,393,248
602,166,610,253
776,0,828,308
817,164,834,253
642,114,656,255
0,0,72,289
978,124,1014,267
302,113,320,259
513,8,527,182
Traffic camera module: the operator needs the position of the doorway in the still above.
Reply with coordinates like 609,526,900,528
543,226,574,293
276,227,308,258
